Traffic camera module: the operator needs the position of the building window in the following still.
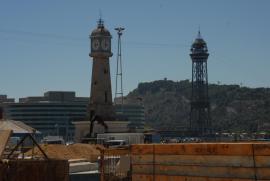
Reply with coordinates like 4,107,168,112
94,81,97,85
104,69,108,74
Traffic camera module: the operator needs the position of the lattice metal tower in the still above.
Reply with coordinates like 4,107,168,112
189,31,211,136
114,27,125,105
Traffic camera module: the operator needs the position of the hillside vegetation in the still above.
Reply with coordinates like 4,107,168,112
127,80,270,133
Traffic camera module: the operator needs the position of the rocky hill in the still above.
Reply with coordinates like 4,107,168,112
127,79,270,133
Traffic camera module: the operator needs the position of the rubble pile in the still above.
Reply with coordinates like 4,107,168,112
26,144,104,162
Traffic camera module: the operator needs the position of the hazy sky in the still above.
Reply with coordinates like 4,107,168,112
0,0,270,100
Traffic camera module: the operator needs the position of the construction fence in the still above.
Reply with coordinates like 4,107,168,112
100,143,270,181
0,159,69,181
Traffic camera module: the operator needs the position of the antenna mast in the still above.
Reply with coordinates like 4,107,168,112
114,27,125,105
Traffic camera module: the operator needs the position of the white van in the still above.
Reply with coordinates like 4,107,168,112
104,140,126,148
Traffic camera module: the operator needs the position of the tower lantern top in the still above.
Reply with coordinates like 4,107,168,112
191,30,208,53
90,18,111,37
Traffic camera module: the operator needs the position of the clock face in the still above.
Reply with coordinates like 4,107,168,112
101,39,110,51
92,39,100,50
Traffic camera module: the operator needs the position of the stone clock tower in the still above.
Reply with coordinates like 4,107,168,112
89,19,115,120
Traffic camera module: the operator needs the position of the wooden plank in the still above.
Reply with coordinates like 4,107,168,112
154,143,253,156
131,143,270,156
131,144,154,155
255,156,270,167
132,174,153,181
132,174,262,181
132,165,270,179
154,175,256,181
103,148,130,155
133,164,154,174
253,143,270,156
6,160,69,181
0,130,12,158
0,162,8,181
132,155,270,168
132,155,254,167
154,175,208,181
257,168,270,180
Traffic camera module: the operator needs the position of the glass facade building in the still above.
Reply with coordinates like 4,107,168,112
2,92,146,140
3,91,88,140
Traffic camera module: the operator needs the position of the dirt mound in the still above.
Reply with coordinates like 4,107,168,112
26,143,104,162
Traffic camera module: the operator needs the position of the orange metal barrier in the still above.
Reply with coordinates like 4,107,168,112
131,143,270,181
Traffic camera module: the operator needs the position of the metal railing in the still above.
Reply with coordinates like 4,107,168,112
100,147,131,181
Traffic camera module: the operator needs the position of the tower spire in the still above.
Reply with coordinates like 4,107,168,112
97,18,104,28
97,10,104,28
197,26,202,39
99,9,102,20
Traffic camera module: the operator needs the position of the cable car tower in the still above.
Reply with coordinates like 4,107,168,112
114,27,125,105
189,31,211,137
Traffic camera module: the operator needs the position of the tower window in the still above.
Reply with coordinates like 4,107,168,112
94,81,97,85
104,69,108,74
105,92,108,103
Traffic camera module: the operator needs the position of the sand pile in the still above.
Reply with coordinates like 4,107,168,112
26,143,104,162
